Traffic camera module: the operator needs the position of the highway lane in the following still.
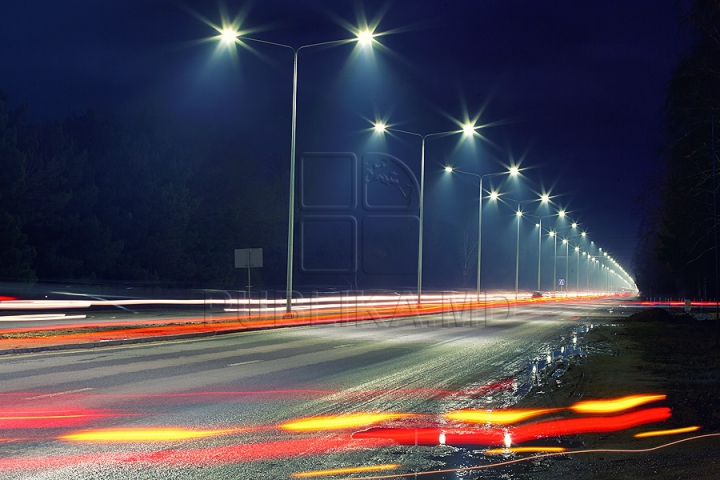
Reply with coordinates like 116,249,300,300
0,299,632,479
0,289,623,330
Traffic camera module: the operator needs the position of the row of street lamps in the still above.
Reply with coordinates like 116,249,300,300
439,165,633,298
214,21,635,313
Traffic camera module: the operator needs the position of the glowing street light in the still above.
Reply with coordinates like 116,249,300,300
374,122,480,304
357,29,374,47
525,207,563,292
219,27,376,314
552,213,578,292
560,226,587,292
221,29,238,45
502,197,544,299
444,166,518,298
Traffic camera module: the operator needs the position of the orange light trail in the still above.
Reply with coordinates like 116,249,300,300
443,408,560,425
571,394,666,414
280,413,412,432
60,427,242,443
484,446,567,454
634,426,701,438
291,464,401,477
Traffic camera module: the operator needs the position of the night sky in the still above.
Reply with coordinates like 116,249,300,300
0,1,692,291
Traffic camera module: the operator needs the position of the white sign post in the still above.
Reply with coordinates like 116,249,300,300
235,248,263,314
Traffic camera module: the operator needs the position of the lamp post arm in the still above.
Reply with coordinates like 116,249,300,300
239,36,353,52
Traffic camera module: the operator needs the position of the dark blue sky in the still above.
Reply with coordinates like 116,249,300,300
0,0,692,290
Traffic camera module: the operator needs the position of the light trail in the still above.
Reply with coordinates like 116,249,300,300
291,464,401,477
0,409,125,429
571,394,666,414
0,314,87,322
60,427,242,443
344,433,720,479
443,408,560,425
634,426,701,438
280,413,413,432
353,407,671,446
0,292,619,346
484,446,567,454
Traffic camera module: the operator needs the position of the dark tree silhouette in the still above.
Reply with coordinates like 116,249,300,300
635,0,720,297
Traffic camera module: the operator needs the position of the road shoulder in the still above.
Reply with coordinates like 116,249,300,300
485,309,720,479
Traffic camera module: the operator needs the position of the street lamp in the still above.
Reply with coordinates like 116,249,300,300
549,230,558,292
560,228,587,292
574,245,580,292
501,197,544,299
443,166,518,298
525,208,562,292
562,238,569,293
552,216,578,293
374,122,480,304
220,27,376,314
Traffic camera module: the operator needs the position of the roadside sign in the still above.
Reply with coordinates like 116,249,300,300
235,248,263,268
558,278,565,286
235,249,263,309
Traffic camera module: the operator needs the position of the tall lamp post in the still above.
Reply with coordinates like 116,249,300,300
556,220,580,292
549,230,558,292
373,123,478,304
443,166,518,299
220,28,376,314
583,252,591,290
525,206,560,292
502,197,544,299
561,229,587,292
547,209,568,293
576,231,587,291
562,238,570,293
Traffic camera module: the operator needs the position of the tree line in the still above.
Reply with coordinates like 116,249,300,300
0,92,287,288
634,0,720,298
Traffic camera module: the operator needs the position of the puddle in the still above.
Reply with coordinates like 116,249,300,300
518,324,590,396
420,323,595,478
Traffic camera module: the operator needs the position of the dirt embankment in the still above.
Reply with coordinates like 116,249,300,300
486,308,720,479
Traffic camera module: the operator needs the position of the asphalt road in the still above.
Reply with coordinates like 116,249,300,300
0,299,630,479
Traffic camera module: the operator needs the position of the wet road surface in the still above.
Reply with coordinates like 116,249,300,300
0,300,629,478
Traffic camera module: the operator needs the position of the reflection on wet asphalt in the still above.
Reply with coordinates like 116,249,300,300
0,299,654,479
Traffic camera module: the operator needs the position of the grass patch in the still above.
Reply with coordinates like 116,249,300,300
623,308,720,429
